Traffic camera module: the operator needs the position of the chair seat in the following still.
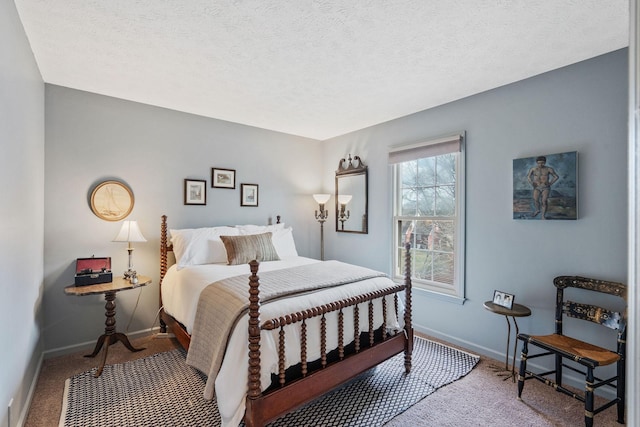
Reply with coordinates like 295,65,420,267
528,334,620,366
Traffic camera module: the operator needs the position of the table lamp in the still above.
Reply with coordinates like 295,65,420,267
113,220,147,282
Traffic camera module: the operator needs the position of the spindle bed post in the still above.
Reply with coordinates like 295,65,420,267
160,215,168,333
404,241,413,373
247,260,262,399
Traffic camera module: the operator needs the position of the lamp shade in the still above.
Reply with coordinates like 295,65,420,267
338,195,352,205
313,194,331,204
113,220,147,243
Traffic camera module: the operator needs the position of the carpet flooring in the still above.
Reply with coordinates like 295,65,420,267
58,337,478,427
26,334,626,427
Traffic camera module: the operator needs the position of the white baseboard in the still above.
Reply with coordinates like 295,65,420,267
154,332,175,338
43,326,162,359
15,351,43,427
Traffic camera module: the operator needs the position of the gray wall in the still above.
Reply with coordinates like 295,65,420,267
43,86,323,351
321,49,629,365
0,2,45,427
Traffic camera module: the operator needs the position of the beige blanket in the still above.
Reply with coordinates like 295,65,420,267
185,260,387,399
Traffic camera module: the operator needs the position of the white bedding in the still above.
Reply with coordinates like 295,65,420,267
161,257,404,427
162,256,319,333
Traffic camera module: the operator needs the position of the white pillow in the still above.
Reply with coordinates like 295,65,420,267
271,227,298,257
236,223,285,235
170,226,239,268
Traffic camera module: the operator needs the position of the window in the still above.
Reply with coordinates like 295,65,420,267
389,133,465,300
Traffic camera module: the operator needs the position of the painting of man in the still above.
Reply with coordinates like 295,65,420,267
527,156,559,219
513,151,577,220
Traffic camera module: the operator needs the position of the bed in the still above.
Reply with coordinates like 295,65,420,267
158,215,413,427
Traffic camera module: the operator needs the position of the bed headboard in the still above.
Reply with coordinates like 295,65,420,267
160,214,282,284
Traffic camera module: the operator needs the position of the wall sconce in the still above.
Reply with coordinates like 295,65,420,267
337,194,352,231
313,194,330,261
113,220,147,283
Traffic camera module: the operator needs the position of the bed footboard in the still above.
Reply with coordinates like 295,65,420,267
245,242,413,427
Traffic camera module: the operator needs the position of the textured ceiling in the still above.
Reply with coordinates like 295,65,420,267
14,0,629,140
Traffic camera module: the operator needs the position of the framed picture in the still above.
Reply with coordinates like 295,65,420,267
211,168,236,189
240,183,259,207
90,180,134,221
513,151,577,220
184,179,206,205
493,290,514,310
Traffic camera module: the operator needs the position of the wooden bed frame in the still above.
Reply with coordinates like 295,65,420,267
158,215,413,427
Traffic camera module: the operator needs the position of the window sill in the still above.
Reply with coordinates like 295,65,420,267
393,278,466,304
413,287,466,305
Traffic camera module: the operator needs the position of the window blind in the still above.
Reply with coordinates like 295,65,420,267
388,133,463,164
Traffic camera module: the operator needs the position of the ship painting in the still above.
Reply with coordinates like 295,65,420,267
91,181,133,221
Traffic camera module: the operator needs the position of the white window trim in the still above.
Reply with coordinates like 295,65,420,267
390,133,466,301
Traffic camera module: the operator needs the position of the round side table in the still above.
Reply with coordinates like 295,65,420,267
65,276,151,377
483,301,531,381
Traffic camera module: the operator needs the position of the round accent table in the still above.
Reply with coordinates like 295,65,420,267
483,300,531,382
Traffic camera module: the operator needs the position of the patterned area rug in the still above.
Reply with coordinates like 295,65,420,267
60,337,479,427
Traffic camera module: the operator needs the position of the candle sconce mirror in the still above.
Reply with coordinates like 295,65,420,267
335,154,368,233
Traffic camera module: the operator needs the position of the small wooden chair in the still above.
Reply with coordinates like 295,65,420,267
516,276,626,427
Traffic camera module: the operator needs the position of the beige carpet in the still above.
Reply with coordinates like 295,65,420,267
25,334,624,427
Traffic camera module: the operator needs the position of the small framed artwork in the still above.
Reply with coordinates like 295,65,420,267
493,290,514,310
184,179,206,205
212,168,236,189
240,183,259,207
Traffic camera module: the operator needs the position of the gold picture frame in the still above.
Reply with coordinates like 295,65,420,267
90,180,134,221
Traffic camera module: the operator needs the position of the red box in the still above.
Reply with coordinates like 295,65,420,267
75,257,112,286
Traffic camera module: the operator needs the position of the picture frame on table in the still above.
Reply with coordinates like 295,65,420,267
493,290,514,310
240,183,259,207
184,179,206,205
211,168,236,189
